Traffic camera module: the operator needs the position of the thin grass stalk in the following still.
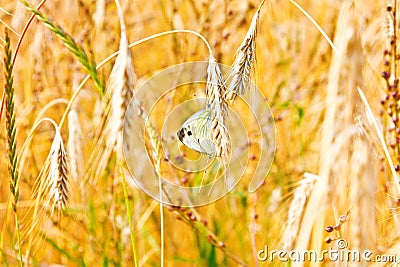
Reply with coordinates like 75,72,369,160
144,114,165,266
288,0,339,55
157,174,165,266
17,108,67,177
358,87,400,195
42,234,85,267
22,0,105,96
3,29,23,267
120,165,139,267
0,20,19,37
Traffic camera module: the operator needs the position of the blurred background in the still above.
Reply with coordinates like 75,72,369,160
0,0,397,266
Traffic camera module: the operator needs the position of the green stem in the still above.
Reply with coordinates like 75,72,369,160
120,165,139,267
158,176,164,267
14,215,23,267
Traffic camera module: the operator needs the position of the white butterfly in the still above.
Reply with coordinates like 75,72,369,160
177,108,216,156
178,108,230,194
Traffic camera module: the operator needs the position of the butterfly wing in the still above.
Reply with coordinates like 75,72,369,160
177,109,215,155
177,126,204,153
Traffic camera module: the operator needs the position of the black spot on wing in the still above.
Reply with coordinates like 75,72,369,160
177,128,185,142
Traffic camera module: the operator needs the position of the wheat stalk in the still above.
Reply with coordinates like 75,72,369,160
206,55,231,164
224,0,264,104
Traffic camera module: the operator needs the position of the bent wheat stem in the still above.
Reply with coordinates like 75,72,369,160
288,0,339,55
59,29,213,129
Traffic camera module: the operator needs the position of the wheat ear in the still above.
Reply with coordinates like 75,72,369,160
88,1,136,182
23,119,74,259
206,55,231,164
48,128,70,212
282,173,318,251
224,0,264,104
22,0,105,95
3,28,23,266
29,124,72,215
4,29,19,211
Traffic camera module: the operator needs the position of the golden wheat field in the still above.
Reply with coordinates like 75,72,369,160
1,0,400,266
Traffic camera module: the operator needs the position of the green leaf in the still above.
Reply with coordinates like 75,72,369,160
295,105,304,126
